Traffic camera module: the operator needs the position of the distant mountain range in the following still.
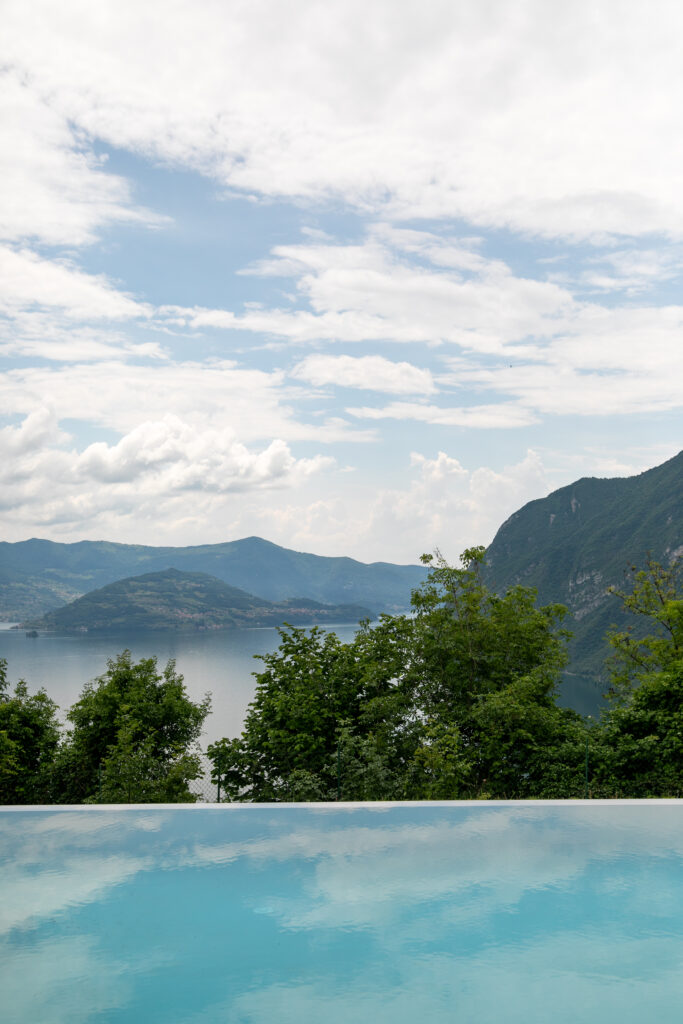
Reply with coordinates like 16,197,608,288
24,569,372,633
484,450,683,678
0,536,427,621
3,451,681,680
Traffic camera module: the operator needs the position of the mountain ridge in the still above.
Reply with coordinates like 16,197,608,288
483,450,683,678
0,536,427,621
24,568,373,633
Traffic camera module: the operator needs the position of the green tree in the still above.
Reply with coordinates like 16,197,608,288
0,658,61,804
592,559,683,796
54,650,210,803
405,549,584,799
605,555,682,698
209,548,583,801
595,656,683,797
208,615,416,802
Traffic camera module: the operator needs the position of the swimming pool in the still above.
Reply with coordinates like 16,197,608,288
2,802,683,1022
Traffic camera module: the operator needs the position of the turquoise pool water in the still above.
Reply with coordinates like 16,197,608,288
2,803,683,1022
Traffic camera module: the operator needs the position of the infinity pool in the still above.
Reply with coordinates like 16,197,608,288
2,802,683,1023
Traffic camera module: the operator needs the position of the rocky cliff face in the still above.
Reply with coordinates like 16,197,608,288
483,450,683,677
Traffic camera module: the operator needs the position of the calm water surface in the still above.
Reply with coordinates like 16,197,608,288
2,802,683,1023
0,623,360,744
0,623,606,745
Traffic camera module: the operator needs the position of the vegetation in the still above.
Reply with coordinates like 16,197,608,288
589,557,683,797
208,549,588,801
1,548,682,804
0,658,60,803
26,568,372,633
0,651,210,804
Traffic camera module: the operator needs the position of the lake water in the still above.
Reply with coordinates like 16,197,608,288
0,622,360,745
0,622,606,748
3,801,683,1023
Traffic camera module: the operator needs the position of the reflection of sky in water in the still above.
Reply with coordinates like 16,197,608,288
2,804,683,1023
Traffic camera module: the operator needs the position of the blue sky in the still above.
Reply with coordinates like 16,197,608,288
1,0,681,562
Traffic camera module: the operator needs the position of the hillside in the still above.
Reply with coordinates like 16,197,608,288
0,536,426,621
25,569,373,633
483,450,683,678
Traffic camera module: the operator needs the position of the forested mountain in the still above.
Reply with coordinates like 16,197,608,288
484,450,683,677
25,569,372,633
0,536,426,621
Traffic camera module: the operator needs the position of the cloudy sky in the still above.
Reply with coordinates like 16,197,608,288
1,0,681,563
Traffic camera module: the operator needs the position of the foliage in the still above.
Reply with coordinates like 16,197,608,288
53,650,210,803
208,615,416,801
606,556,682,698
209,548,583,801
590,560,683,796
592,657,683,797
0,657,61,804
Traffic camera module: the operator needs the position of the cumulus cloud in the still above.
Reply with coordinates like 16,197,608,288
75,416,333,492
222,448,551,563
0,410,335,540
1,1,681,555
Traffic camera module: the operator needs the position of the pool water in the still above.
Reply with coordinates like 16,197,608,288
2,802,683,1023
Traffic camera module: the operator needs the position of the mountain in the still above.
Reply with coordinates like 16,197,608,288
25,569,373,633
0,536,427,621
483,450,683,679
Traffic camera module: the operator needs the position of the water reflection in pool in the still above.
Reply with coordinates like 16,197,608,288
2,803,683,1023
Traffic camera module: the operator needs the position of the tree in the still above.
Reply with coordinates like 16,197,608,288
209,548,583,801
54,650,210,803
605,555,682,698
0,658,61,804
404,549,584,799
595,655,683,797
592,559,683,796
208,615,417,801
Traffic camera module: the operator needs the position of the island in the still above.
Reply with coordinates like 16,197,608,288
22,568,373,633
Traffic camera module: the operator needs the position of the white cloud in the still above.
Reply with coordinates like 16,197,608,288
349,401,537,429
223,448,551,563
290,354,436,394
5,1,683,240
75,416,333,491
0,361,373,444
0,69,159,246
0,410,336,540
0,246,150,320
194,229,573,352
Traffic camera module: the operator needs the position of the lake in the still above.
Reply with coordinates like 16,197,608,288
0,622,360,746
0,622,607,748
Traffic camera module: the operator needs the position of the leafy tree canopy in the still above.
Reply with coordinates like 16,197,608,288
54,650,210,803
591,558,683,797
606,556,682,698
209,548,585,801
0,657,61,804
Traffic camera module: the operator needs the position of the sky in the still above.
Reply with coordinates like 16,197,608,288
1,0,681,564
